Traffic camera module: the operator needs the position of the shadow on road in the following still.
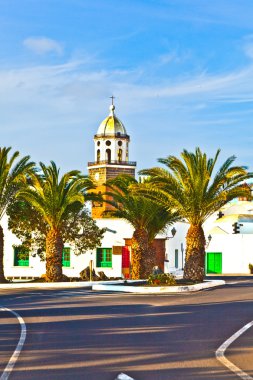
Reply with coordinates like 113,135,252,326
1,282,253,380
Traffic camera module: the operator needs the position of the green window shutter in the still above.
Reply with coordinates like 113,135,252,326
96,248,103,267
62,247,71,267
96,248,112,268
14,246,29,267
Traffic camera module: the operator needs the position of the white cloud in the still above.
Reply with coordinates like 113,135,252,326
1,56,253,119
239,34,253,61
1,54,253,172
23,37,63,55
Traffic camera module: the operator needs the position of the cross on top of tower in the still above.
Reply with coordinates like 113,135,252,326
110,95,115,105
109,95,116,114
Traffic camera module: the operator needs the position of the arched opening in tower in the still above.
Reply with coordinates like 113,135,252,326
97,149,100,162
106,149,111,163
118,148,122,162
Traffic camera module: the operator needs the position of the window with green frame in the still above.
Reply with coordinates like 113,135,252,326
96,248,112,268
62,247,71,267
13,246,29,267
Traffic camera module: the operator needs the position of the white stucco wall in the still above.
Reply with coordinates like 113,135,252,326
206,233,253,274
2,215,135,279
165,200,253,275
164,222,189,273
3,199,253,279
204,200,253,274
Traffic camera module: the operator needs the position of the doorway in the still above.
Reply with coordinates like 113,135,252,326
206,252,222,274
122,246,130,278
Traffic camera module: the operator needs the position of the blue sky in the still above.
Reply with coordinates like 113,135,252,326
1,0,253,173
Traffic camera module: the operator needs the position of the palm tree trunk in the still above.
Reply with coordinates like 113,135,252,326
184,224,206,282
141,242,156,279
0,224,7,283
46,229,63,282
131,229,150,279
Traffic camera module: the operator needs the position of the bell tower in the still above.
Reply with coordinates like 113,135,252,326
88,99,136,218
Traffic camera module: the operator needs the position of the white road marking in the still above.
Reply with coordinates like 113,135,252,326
216,320,253,379
226,280,252,285
115,373,135,380
0,307,27,380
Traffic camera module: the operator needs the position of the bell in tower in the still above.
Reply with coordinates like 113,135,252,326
88,99,136,219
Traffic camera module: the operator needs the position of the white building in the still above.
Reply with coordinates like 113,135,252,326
164,200,253,276
203,200,253,274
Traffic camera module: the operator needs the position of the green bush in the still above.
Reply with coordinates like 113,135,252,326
147,273,176,286
249,263,253,274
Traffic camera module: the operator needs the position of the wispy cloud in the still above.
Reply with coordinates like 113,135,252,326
1,53,253,115
158,52,179,65
1,49,253,171
23,37,63,55
242,35,253,60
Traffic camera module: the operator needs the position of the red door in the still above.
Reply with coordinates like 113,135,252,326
122,246,130,278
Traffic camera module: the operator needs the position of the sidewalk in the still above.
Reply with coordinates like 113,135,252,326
0,279,144,290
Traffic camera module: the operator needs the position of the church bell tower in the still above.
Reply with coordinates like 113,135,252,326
88,99,136,218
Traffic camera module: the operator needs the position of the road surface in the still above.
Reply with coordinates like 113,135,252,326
0,277,253,380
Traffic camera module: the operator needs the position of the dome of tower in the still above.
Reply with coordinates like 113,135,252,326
96,103,127,136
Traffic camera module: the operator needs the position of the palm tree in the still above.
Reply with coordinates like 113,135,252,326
104,175,179,279
17,161,95,282
140,148,253,282
0,147,35,283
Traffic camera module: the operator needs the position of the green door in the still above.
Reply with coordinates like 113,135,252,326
206,252,222,274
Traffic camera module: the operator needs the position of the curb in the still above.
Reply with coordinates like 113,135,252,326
92,280,226,294
0,280,144,290
0,279,225,293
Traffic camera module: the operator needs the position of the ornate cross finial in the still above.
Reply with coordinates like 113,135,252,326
110,95,115,106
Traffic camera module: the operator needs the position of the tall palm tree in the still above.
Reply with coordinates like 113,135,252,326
140,148,253,281
17,161,94,282
0,147,35,283
105,175,179,279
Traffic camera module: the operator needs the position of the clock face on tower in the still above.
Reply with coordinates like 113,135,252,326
94,172,100,181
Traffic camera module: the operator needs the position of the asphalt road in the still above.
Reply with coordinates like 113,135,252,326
0,278,253,380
